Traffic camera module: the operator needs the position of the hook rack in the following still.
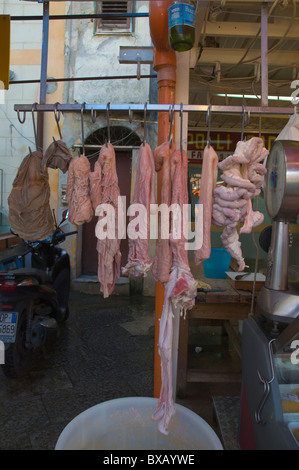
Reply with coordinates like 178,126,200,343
14,102,294,116
15,102,294,151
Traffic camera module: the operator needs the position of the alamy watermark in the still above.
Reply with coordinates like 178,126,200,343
291,80,299,105
291,340,299,365
94,196,203,251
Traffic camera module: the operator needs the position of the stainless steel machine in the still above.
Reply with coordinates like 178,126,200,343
259,140,299,322
239,140,299,450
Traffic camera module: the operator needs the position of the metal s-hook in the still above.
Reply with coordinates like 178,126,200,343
241,104,250,141
254,338,276,425
180,102,183,154
91,107,97,124
17,109,26,124
106,102,111,147
168,102,174,147
81,102,85,156
136,57,141,81
143,102,147,146
128,107,133,124
54,102,62,140
206,104,212,147
32,102,38,150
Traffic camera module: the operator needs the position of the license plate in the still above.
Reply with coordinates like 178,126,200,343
0,311,18,342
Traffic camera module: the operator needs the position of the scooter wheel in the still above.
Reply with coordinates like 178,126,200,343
1,307,33,378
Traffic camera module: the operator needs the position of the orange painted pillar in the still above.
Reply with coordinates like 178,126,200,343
149,1,176,398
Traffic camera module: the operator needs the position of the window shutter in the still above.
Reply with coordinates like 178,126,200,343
96,1,132,33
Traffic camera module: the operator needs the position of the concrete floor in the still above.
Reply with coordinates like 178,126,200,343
0,290,241,450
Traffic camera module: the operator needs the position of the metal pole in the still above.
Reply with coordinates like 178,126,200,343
37,0,50,150
14,103,294,116
11,13,149,21
10,74,157,86
261,3,269,107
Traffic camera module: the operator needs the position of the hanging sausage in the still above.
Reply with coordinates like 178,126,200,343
122,142,156,277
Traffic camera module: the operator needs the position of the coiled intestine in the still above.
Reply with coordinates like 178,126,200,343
212,137,269,271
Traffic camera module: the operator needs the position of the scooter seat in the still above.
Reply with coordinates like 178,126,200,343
11,267,52,284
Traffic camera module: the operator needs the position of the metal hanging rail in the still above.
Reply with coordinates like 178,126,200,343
14,102,295,116
10,74,157,86
10,13,149,21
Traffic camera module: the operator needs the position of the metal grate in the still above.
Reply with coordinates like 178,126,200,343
95,1,133,32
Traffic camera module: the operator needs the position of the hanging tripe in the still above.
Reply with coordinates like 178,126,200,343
94,142,122,298
66,155,93,226
121,141,156,278
212,137,269,271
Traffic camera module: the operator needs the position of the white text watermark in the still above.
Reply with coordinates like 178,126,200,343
94,197,203,251
291,80,299,106
290,340,299,365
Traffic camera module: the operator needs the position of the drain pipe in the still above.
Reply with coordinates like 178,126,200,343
149,0,176,398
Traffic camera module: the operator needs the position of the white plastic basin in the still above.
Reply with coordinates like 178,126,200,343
55,397,223,450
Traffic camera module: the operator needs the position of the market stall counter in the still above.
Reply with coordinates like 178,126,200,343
176,277,258,398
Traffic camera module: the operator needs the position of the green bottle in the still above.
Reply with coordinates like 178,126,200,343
168,1,196,52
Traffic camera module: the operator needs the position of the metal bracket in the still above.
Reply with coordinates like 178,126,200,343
119,46,153,65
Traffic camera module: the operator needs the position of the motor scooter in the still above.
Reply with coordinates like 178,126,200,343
0,209,77,378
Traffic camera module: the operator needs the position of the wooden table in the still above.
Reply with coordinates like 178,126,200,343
176,278,258,398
